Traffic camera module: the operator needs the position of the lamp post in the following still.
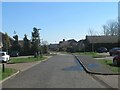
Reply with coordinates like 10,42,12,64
118,2,120,47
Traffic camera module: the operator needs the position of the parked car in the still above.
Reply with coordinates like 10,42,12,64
0,51,10,63
109,47,120,56
10,51,19,57
97,47,108,53
113,53,120,66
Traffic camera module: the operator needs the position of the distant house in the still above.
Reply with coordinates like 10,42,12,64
59,39,78,51
49,44,59,51
59,39,69,51
77,39,86,52
0,32,14,51
18,40,24,47
84,35,118,52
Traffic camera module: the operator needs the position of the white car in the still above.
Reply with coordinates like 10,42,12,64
0,51,10,63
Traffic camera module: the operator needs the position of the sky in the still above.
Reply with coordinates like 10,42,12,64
2,1,118,44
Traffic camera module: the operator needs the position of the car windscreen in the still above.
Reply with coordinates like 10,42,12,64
0,53,5,56
2,53,5,56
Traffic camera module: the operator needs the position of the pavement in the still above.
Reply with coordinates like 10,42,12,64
75,54,120,89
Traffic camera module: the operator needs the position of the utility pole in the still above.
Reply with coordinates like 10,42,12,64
118,2,120,47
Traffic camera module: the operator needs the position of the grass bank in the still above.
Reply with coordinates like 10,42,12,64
79,52,106,58
9,56,47,63
0,68,17,80
98,59,120,73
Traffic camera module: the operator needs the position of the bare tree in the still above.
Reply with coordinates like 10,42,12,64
102,20,118,36
88,28,95,52
88,28,94,36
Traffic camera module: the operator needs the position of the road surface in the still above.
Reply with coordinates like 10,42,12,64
3,54,107,88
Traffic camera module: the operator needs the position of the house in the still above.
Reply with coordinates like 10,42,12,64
77,39,86,52
18,40,24,47
84,35,118,52
59,39,78,51
0,32,14,51
49,44,59,51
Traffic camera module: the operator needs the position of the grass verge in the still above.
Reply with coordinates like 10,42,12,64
9,56,47,63
79,52,105,58
0,68,17,80
98,59,120,73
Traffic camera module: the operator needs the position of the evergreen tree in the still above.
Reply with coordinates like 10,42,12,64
23,34,30,55
3,33,10,52
31,27,41,57
10,34,21,53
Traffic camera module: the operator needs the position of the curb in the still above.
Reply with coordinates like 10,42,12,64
0,70,20,84
74,55,120,75
42,56,52,62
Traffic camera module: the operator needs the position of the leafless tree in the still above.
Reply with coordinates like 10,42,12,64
88,28,94,36
102,20,118,36
88,28,95,52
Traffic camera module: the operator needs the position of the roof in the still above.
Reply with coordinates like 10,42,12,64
67,39,77,43
86,35,118,44
0,32,14,46
49,44,59,48
18,40,24,46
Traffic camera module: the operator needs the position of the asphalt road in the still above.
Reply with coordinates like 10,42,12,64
2,54,107,88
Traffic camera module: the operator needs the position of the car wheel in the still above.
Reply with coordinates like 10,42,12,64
113,59,118,66
110,53,112,56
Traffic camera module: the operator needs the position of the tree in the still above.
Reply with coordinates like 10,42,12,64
88,28,95,52
103,25,110,36
10,34,21,53
23,34,30,55
88,28,94,36
3,33,10,52
41,41,48,54
102,20,118,36
31,27,41,57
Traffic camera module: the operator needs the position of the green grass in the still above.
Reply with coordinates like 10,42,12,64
0,68,17,80
79,52,105,58
98,59,120,73
9,56,47,63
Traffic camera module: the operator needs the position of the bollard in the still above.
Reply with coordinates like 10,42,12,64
2,63,5,72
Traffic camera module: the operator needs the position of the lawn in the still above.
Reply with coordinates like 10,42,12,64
79,52,106,58
78,52,120,73
0,68,17,80
98,59,120,73
9,56,47,63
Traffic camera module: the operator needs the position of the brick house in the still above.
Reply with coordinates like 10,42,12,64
49,44,59,51
59,39,78,52
0,32,14,51
84,35,118,52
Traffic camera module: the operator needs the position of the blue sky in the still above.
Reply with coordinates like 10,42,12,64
2,2,118,44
